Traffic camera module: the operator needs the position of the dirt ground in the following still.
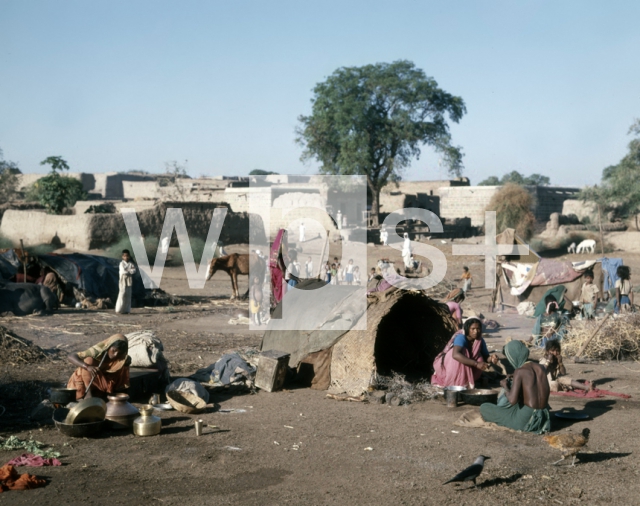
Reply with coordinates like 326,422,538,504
1,241,640,505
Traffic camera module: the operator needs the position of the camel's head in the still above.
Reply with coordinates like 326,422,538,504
206,258,221,281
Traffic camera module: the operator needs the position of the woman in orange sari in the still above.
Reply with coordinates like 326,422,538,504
67,334,131,400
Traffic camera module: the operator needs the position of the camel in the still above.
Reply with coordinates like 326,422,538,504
206,253,266,299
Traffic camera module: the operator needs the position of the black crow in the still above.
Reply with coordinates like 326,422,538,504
443,455,490,489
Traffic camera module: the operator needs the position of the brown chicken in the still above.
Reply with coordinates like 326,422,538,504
542,428,590,466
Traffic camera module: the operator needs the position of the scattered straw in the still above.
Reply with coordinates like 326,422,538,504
562,314,640,361
0,326,55,364
374,372,441,404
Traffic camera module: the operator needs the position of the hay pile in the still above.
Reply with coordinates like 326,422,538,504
374,372,441,405
0,326,51,364
562,314,640,361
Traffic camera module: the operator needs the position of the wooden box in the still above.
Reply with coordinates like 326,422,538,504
255,350,290,392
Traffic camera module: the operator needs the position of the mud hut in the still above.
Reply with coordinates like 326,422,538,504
261,280,457,396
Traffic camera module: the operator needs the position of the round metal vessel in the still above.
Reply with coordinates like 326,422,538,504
133,405,162,437
105,393,139,429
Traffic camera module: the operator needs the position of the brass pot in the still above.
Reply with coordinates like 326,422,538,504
105,393,139,429
133,404,162,437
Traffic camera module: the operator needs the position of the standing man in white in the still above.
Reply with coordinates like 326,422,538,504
380,228,388,246
299,222,306,243
402,233,413,270
336,210,342,230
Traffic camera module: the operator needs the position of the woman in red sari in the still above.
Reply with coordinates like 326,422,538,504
431,318,498,389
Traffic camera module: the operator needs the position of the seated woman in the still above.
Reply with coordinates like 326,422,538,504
530,295,569,348
67,334,131,400
480,340,550,434
431,318,499,389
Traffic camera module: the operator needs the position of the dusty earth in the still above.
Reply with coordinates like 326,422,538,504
1,241,640,505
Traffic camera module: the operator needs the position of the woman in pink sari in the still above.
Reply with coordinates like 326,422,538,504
431,318,498,388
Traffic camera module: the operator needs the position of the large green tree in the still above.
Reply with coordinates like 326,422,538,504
580,119,640,229
296,60,466,225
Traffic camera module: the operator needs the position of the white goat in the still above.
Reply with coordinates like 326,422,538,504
576,239,596,254
567,242,576,254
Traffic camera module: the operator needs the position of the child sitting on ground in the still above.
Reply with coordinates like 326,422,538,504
539,340,593,392
579,270,599,319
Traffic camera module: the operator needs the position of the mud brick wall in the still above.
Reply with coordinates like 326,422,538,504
439,186,579,227
0,203,266,251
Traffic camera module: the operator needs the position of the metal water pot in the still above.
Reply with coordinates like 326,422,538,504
133,405,162,437
105,393,140,429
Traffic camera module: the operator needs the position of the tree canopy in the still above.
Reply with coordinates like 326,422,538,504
249,169,279,176
486,183,535,240
479,171,550,186
28,156,86,214
580,119,640,226
0,148,21,205
296,60,466,225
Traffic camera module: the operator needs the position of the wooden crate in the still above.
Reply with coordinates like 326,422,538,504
255,350,290,392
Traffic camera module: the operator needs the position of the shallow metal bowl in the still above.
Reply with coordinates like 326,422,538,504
443,386,468,392
459,389,499,406
53,408,104,438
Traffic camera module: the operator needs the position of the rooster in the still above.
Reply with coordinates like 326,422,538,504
542,428,590,466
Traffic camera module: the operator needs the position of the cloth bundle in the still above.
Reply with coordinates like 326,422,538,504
165,378,210,404
517,301,536,317
125,330,166,368
191,353,256,389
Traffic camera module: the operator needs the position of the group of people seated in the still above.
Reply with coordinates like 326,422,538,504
430,267,628,433
431,319,553,434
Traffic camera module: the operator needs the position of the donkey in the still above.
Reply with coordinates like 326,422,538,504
206,253,266,299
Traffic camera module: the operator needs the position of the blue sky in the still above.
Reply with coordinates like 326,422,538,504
1,1,638,186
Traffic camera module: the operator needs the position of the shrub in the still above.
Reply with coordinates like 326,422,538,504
30,157,87,214
0,234,14,249
106,235,159,264
31,173,87,214
0,161,20,204
171,237,206,266
486,183,535,240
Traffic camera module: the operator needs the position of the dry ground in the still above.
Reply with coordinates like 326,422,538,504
1,241,639,505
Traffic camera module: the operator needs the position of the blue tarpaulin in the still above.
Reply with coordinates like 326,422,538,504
0,249,21,280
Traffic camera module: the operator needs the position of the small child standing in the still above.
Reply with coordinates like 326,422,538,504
345,259,354,285
116,249,136,314
330,263,338,285
368,267,376,282
539,340,593,392
615,266,634,314
353,266,361,285
250,275,263,326
461,266,472,292
579,270,599,319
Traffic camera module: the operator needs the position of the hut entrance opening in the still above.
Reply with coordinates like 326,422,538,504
373,293,452,381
